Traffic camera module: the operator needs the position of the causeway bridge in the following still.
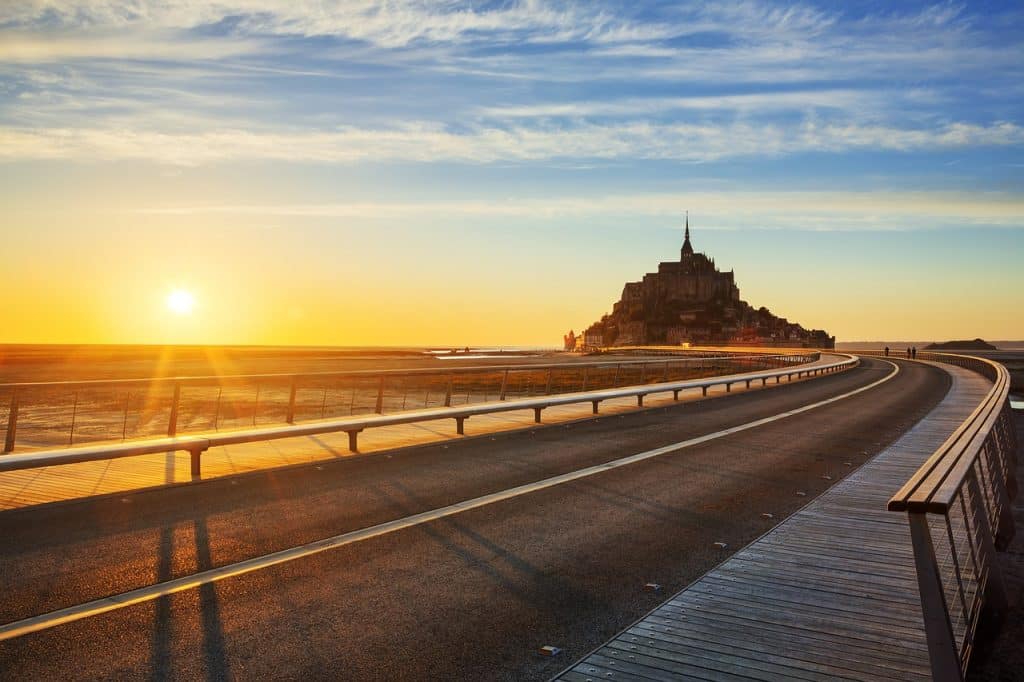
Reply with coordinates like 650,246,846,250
0,348,1017,680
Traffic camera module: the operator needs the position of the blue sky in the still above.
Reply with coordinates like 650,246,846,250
0,1,1022,344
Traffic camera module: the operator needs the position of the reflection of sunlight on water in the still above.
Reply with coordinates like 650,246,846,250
437,354,527,361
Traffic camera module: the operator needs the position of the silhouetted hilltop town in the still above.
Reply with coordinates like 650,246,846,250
566,217,834,350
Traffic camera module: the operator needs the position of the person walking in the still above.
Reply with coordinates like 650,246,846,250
912,346,917,359
906,347,912,358
884,346,890,357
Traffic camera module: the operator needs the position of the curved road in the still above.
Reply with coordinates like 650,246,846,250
0,357,950,680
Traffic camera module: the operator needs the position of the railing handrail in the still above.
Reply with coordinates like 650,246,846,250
858,349,1017,682
0,351,817,392
0,354,856,476
856,351,1011,513
205,357,848,445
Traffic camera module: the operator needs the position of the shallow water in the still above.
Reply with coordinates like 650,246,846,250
436,354,537,360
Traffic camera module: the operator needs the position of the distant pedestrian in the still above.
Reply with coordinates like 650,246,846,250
906,347,911,358
912,346,917,359
884,346,889,357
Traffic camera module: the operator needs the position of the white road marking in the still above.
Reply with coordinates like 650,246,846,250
0,359,898,642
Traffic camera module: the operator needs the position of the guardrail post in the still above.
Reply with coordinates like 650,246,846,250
121,392,131,440
214,388,223,429
581,367,589,392
287,377,298,423
3,390,19,453
456,417,465,435
68,392,78,445
375,376,385,414
592,400,599,414
347,430,361,453
907,512,963,682
545,369,554,395
533,407,543,423
701,386,707,397
499,370,509,401
637,394,644,406
444,376,453,407
167,382,181,437
189,446,204,479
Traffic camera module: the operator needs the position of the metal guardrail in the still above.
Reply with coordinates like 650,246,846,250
861,350,1018,681
0,354,855,479
0,352,818,453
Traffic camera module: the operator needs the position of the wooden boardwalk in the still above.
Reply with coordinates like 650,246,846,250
0,356,841,511
557,361,992,682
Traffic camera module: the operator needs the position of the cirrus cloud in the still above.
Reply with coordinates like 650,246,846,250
2,119,1021,166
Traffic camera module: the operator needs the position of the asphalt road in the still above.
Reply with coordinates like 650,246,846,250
0,357,950,681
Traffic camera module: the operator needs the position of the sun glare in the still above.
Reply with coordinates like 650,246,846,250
166,289,195,315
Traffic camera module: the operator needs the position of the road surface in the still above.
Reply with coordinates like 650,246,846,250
0,357,950,680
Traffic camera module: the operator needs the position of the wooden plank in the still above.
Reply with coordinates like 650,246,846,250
625,623,930,682
656,598,930,650
640,610,929,663
693,578,923,625
630,618,930,678
604,639,842,682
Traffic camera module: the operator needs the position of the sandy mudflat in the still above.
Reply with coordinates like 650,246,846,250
1,345,738,450
0,344,579,384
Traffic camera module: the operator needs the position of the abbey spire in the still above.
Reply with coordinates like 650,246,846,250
681,211,694,257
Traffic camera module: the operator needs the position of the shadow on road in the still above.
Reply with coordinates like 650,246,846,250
150,516,231,681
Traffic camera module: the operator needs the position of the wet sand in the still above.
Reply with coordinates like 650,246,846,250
0,345,756,451
0,344,568,384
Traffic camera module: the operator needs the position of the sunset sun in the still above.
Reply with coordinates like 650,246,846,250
166,289,195,315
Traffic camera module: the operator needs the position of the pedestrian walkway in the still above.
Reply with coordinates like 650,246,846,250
557,361,991,681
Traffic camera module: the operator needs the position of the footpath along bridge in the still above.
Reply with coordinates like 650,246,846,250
559,351,1017,681
0,348,1017,680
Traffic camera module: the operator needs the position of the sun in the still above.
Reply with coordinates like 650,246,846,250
166,289,195,315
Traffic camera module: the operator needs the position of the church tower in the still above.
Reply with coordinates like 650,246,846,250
681,212,694,258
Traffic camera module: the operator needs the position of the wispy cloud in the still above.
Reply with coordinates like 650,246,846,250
0,1,663,49
3,120,1021,165
477,90,890,119
134,190,1024,231
0,31,264,61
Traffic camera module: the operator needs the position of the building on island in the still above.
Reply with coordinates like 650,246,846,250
578,216,834,349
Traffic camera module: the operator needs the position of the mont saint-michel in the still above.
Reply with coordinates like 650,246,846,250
579,218,835,349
